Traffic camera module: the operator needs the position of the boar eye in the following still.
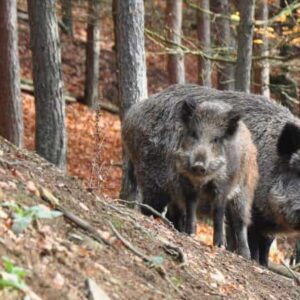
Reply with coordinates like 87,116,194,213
190,130,198,139
212,137,221,144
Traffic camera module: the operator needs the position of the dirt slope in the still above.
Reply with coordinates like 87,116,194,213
0,137,299,299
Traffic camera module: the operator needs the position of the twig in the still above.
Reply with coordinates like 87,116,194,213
108,221,151,261
116,199,175,229
281,259,300,285
159,237,187,268
292,262,300,271
108,221,182,295
0,157,25,167
40,187,111,246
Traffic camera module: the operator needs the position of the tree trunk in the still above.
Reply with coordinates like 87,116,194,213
197,0,211,87
28,0,67,170
296,240,300,264
253,0,270,97
112,0,118,51
112,0,119,107
212,0,235,90
84,0,101,109
166,0,185,84
116,0,148,201
235,0,256,93
0,0,23,147
61,0,73,36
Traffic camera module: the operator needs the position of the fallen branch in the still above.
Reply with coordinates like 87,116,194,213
281,259,300,285
21,78,120,114
159,237,187,268
292,262,300,271
0,157,29,168
268,261,300,284
40,187,111,246
116,199,175,229
108,221,151,261
108,221,182,295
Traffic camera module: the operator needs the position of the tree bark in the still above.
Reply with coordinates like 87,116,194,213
197,0,211,87
212,0,235,90
116,0,148,200
235,0,256,93
61,0,73,36
0,0,23,147
84,0,101,109
253,0,270,97
166,0,185,84
28,0,67,170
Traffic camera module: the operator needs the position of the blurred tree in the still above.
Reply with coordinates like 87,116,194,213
211,0,235,90
166,0,185,84
116,0,148,200
235,0,256,93
0,0,23,147
61,0,73,36
197,0,212,87
84,0,101,109
253,0,270,97
28,0,67,170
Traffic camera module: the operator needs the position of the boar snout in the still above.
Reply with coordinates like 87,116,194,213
191,161,206,175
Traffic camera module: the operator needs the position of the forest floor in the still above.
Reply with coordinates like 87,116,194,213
0,136,299,299
0,1,297,298
17,0,290,263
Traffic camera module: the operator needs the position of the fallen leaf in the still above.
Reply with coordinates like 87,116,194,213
210,269,226,284
53,272,65,289
26,181,39,196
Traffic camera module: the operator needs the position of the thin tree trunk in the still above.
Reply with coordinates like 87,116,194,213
235,0,256,93
117,0,148,200
61,0,73,36
0,0,23,147
253,0,270,97
166,0,185,84
212,0,235,90
296,240,300,264
84,0,101,109
112,0,118,51
28,0,67,170
112,0,119,107
197,0,211,87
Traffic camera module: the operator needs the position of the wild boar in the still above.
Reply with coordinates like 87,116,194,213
122,90,258,258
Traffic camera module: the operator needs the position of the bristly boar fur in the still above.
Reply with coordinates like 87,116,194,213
138,84,300,266
122,90,258,259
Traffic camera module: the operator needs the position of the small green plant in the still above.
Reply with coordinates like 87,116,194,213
111,217,123,230
1,202,62,234
171,276,184,287
147,256,164,268
0,256,29,291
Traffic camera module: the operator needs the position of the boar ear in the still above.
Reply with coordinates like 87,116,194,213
181,98,197,123
225,109,241,137
277,122,300,158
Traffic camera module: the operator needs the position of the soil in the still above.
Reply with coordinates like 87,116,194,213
0,136,299,299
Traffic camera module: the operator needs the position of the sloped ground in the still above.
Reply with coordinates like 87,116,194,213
0,137,299,299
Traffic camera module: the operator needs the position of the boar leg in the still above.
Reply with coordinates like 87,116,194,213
185,198,198,234
166,201,185,232
226,198,251,259
225,208,237,252
248,225,260,262
213,199,226,247
258,235,274,266
140,184,170,216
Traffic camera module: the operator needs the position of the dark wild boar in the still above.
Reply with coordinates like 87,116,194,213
150,84,300,266
122,93,258,258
